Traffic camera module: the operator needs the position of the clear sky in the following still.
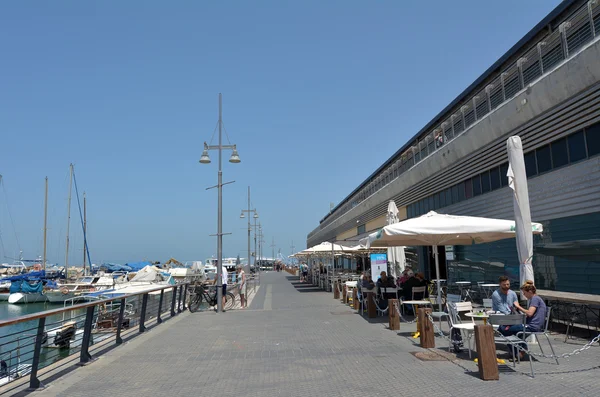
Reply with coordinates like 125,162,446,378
0,0,561,265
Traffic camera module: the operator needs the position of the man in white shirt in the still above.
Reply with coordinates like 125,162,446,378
213,265,229,311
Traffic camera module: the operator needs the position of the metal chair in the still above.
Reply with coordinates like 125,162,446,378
482,298,493,311
517,306,559,365
488,313,535,377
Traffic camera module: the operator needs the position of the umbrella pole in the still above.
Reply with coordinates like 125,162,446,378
434,246,442,312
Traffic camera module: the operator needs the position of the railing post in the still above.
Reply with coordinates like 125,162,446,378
177,286,183,313
537,42,545,74
171,286,177,317
157,289,164,324
589,1,597,38
139,293,148,333
500,72,507,101
116,298,126,345
559,22,570,59
517,58,526,89
28,317,46,390
79,305,95,365
485,85,493,113
182,284,188,311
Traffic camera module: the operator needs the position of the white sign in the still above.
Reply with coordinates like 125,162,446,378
445,245,454,261
370,253,387,281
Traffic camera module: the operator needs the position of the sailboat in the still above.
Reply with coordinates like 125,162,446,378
8,177,50,304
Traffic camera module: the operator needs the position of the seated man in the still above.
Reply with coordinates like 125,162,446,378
491,275,518,314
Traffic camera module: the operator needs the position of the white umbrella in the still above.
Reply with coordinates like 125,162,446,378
507,136,535,289
361,211,543,310
386,201,406,279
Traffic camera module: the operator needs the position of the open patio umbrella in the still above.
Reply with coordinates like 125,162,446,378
386,201,406,279
361,211,543,310
507,136,535,289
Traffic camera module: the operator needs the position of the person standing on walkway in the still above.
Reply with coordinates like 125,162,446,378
213,265,229,311
237,265,247,309
491,275,518,314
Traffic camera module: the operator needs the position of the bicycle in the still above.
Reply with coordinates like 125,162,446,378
188,282,235,312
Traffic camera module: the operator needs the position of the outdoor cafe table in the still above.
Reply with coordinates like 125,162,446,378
480,283,499,298
465,311,490,325
402,300,432,338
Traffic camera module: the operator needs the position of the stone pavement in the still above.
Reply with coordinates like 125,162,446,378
31,272,600,397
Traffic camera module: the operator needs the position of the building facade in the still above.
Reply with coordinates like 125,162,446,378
307,0,600,294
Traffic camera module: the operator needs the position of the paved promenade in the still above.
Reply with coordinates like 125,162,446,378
33,272,600,397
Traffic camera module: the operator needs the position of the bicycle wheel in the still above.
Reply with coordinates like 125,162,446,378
188,292,203,313
225,292,236,310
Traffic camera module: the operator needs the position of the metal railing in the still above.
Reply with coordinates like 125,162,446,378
0,282,190,391
312,0,600,235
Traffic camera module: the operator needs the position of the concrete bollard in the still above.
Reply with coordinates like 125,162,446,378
474,325,499,380
366,292,376,318
418,308,434,348
353,288,359,310
333,281,339,299
388,299,400,330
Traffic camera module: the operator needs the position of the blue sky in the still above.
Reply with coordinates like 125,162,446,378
0,0,561,265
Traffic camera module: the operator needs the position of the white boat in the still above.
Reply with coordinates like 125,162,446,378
0,364,32,386
8,292,48,304
45,274,123,303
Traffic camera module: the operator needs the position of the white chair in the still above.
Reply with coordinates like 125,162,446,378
447,302,475,358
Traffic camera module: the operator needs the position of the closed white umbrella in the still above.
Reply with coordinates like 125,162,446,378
507,136,535,288
386,201,406,279
361,211,543,310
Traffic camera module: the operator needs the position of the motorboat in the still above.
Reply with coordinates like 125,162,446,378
45,274,124,303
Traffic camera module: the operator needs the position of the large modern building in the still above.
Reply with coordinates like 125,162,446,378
307,0,600,295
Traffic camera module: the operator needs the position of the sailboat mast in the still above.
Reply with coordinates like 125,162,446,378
65,164,73,269
83,192,87,276
42,177,48,271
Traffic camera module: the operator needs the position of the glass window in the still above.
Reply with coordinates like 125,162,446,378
524,151,537,177
440,190,446,208
490,167,501,190
445,188,452,206
481,171,491,193
458,182,466,202
499,163,509,187
472,175,482,196
586,122,600,157
451,185,459,203
551,137,569,169
465,178,473,199
428,141,435,155
423,197,429,213
415,151,421,163
434,193,440,209
357,224,366,235
418,199,424,215
568,130,587,163
536,145,552,174
408,204,413,218
428,196,434,212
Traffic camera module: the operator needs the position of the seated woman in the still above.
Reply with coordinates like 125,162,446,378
498,280,547,360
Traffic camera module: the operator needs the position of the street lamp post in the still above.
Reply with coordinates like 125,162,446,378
240,186,258,273
199,93,241,313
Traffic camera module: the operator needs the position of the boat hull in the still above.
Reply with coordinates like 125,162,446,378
0,292,9,301
8,292,48,304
